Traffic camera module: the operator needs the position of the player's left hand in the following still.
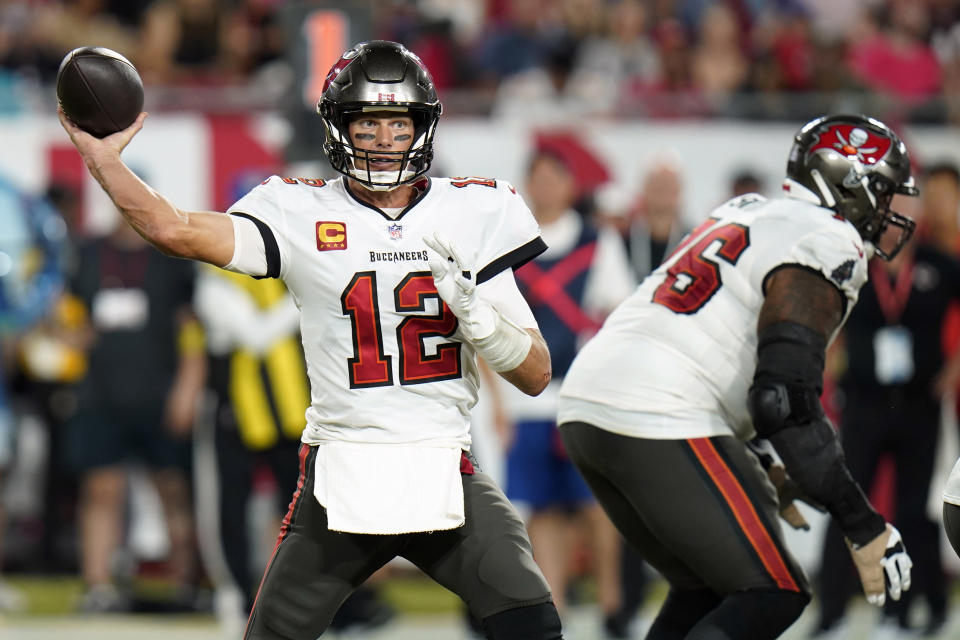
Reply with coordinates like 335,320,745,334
847,523,913,607
423,232,496,341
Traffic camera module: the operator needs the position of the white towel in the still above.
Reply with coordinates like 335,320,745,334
314,442,465,535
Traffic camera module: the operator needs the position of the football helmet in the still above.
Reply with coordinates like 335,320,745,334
785,114,918,260
317,41,441,191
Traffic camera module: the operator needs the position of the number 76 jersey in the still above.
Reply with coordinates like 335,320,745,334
558,193,868,441
228,175,545,448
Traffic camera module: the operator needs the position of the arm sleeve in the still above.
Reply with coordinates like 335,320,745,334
225,177,290,279
223,215,269,277
477,269,538,330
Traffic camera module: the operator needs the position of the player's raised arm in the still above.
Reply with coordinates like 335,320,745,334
58,108,235,267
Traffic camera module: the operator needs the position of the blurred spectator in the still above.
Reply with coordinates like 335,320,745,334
0,3,46,81
932,14,960,125
920,161,960,255
800,0,872,43
418,0,487,43
729,168,765,198
473,0,560,87
66,220,204,612
406,18,471,91
221,0,286,79
922,162,960,461
491,34,598,121
570,0,662,115
105,0,153,28
139,0,244,84
814,192,960,638
559,0,606,41
193,266,304,620
501,149,635,635
602,153,693,281
0,175,68,611
809,33,856,95
29,0,138,80
0,0,957,122
654,17,693,93
623,18,709,117
847,2,941,107
690,3,748,103
770,6,815,92
11,183,86,575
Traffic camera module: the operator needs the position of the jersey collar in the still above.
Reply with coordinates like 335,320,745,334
344,177,433,221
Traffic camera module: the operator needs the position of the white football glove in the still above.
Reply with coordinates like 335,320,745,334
423,232,497,341
846,523,912,607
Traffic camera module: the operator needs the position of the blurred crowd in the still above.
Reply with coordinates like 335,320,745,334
2,0,960,121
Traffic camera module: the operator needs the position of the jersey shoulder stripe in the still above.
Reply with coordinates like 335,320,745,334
477,236,548,285
230,212,281,279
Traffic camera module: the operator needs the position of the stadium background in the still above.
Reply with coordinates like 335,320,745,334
3,0,960,638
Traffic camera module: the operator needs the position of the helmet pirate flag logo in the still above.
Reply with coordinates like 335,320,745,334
807,124,892,165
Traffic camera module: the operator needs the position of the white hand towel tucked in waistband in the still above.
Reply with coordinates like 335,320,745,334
313,442,465,535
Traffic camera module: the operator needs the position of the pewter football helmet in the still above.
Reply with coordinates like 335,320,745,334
786,114,917,259
317,41,441,191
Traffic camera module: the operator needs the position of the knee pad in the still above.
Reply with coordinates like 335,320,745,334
481,602,562,640
465,534,552,619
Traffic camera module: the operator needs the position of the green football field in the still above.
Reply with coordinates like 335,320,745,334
1,574,959,639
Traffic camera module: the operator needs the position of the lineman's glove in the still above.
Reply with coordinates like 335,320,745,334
846,523,912,606
423,232,497,341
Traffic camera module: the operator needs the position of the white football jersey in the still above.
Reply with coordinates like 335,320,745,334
228,176,545,448
944,457,960,506
558,193,868,441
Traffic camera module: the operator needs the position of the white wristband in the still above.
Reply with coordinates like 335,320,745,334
471,309,533,372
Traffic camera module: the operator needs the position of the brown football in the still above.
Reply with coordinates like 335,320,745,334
56,46,144,138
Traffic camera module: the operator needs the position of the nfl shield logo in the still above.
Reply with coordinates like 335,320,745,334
388,223,403,240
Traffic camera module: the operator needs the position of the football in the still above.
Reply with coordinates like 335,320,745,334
56,46,144,138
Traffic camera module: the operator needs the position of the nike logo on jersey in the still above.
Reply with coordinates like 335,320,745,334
852,241,864,258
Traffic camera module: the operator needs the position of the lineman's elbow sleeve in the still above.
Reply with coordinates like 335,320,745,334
747,322,884,545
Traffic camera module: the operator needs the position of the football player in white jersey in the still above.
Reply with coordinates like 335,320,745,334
59,40,564,640
944,456,960,561
557,115,917,639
